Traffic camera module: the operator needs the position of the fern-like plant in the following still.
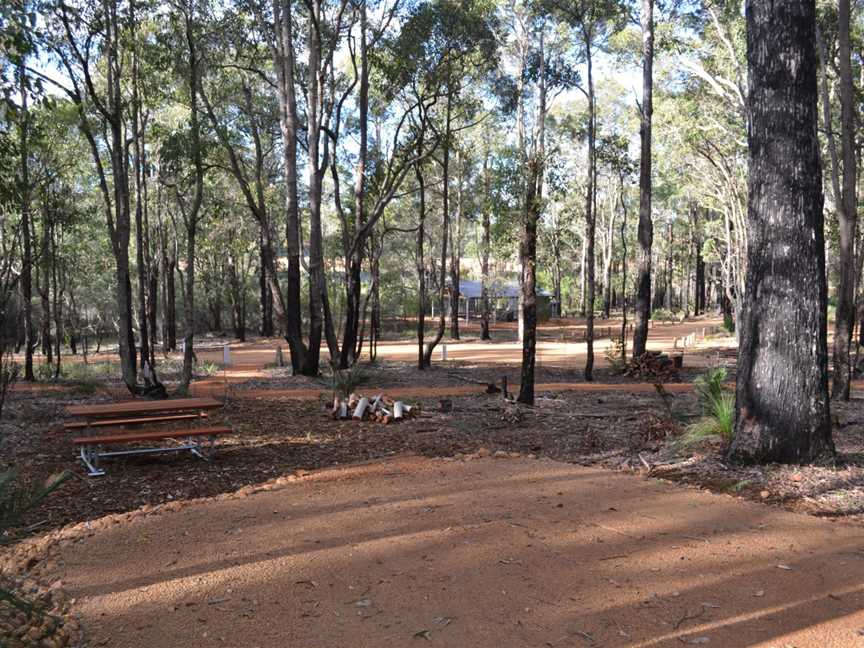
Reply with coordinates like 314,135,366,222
0,469,69,616
679,367,734,448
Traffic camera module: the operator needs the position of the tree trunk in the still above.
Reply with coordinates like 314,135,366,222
423,96,452,367
480,142,492,341
39,200,52,365
583,39,597,381
449,151,463,340
18,53,35,381
664,221,673,310
632,0,654,358
518,28,546,406
180,0,204,393
831,0,857,401
258,236,274,336
274,0,306,373
728,0,834,464
415,157,427,370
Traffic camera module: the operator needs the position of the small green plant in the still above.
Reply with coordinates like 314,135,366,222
0,469,69,616
327,364,369,398
604,337,627,375
0,470,69,541
722,312,735,334
34,362,56,381
0,348,19,419
195,361,221,377
693,367,727,414
678,367,735,448
652,308,683,323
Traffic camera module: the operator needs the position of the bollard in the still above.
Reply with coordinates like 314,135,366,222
223,345,231,366
442,344,448,361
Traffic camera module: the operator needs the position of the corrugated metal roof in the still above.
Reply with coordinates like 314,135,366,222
457,279,551,299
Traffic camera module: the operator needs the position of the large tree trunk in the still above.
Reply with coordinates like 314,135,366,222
339,1,368,368
831,0,857,401
304,0,328,376
632,0,654,358
131,19,154,381
274,0,306,374
728,0,834,464
518,30,546,405
179,0,204,393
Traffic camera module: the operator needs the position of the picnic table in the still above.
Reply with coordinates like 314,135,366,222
63,397,231,477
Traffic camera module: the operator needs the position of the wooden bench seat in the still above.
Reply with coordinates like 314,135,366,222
73,425,231,446
63,413,208,431
73,426,232,477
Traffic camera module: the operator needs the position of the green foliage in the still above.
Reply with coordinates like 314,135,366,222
0,469,69,542
604,336,626,374
693,367,727,413
679,367,735,448
327,365,370,398
722,312,735,334
0,469,69,619
652,308,683,323
195,361,221,377
0,348,17,419
678,391,735,447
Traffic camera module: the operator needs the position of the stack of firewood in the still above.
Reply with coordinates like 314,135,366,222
332,393,415,424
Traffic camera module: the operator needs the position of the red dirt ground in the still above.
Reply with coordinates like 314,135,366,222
37,455,864,648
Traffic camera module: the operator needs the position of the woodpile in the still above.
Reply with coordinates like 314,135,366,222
332,393,417,424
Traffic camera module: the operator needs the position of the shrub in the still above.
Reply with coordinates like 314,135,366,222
0,348,18,420
0,469,69,617
327,364,369,398
195,361,221,377
678,367,735,448
604,337,627,375
652,309,683,323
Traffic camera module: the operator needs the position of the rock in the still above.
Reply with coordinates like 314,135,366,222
493,450,509,459
476,448,491,458
759,490,770,499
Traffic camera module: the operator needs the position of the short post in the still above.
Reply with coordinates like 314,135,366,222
442,343,448,361
223,345,231,366
275,346,284,367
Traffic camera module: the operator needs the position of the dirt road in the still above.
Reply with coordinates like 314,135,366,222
45,456,864,648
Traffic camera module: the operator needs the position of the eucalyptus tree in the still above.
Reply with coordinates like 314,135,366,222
631,0,653,359
43,0,143,394
550,0,626,381
728,0,834,464
829,0,857,401
332,0,487,368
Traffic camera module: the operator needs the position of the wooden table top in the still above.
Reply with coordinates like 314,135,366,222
65,397,223,418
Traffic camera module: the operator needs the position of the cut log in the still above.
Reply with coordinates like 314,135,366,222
370,394,383,413
353,397,370,420
339,401,348,419
394,401,405,420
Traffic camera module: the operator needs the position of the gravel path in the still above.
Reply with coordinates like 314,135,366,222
44,455,864,648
